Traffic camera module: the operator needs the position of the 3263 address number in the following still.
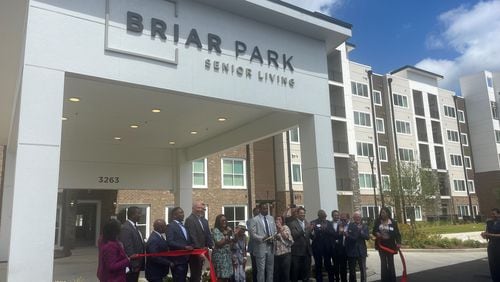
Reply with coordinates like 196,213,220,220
98,176,120,183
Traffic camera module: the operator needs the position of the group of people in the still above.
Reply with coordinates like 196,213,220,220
250,205,401,282
97,201,248,282
96,201,403,282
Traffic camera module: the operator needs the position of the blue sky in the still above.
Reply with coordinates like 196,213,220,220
283,0,500,94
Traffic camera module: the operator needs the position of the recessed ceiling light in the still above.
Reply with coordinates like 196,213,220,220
113,137,122,140
62,117,68,121
190,131,198,135
69,97,80,102
130,125,139,129
152,109,161,113
169,141,176,145
217,117,227,122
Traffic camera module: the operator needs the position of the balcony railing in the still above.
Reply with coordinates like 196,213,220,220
333,140,349,154
330,104,346,118
336,178,352,191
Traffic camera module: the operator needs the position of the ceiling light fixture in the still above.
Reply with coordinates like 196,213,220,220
113,137,122,140
152,109,161,113
130,125,139,129
217,117,227,122
190,131,198,135
169,141,176,145
69,97,80,102
62,117,68,121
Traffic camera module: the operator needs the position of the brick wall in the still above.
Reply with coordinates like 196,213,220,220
117,145,251,229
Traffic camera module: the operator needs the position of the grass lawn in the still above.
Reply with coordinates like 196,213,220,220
416,222,486,234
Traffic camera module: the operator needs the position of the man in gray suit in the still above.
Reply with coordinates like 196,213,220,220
248,203,276,282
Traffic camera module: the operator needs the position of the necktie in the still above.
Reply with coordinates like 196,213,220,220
179,221,187,239
263,216,270,236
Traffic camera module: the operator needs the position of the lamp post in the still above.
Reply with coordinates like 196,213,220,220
368,155,378,216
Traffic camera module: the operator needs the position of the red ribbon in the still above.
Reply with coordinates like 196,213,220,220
135,249,217,282
377,241,408,282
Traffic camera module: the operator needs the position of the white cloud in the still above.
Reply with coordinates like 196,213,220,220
416,0,500,93
281,0,343,14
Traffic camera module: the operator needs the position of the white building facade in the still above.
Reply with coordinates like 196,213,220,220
0,0,352,280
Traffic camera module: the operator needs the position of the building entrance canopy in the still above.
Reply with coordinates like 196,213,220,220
0,0,351,280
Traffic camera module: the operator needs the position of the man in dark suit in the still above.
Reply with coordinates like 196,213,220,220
331,210,348,282
119,206,145,282
184,200,213,282
311,209,334,282
287,206,312,282
167,207,194,282
146,219,171,282
345,211,369,282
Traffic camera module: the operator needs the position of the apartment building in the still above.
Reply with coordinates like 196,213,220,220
461,71,500,215
343,63,479,221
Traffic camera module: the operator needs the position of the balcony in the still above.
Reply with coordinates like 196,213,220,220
336,178,352,191
333,140,349,154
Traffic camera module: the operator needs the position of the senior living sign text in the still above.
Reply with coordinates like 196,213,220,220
105,0,296,88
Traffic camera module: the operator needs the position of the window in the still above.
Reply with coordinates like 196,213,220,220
379,146,388,161
461,133,468,146
381,175,390,191
361,206,379,219
118,205,151,239
192,159,207,188
393,93,408,108
222,158,246,188
354,111,371,127
487,76,493,88
376,118,385,133
357,142,374,157
396,120,411,134
290,127,300,143
454,179,466,191
292,163,302,183
55,205,62,247
464,156,472,169
447,130,459,142
351,81,369,97
457,205,470,217
398,148,414,161
492,102,498,119
458,110,465,123
450,154,463,166
373,90,382,105
405,206,422,221
358,173,374,189
428,94,440,119
444,105,456,118
468,180,475,193
495,130,500,143
223,206,247,230
473,205,479,217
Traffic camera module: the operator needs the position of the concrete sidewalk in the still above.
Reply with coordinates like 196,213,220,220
0,247,489,281
440,231,487,243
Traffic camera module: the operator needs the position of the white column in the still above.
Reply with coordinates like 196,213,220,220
0,149,16,262
299,114,337,216
4,66,64,281
174,149,193,215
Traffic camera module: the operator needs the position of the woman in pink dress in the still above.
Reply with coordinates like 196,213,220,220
97,219,138,282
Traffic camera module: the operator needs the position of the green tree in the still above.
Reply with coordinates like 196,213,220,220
384,161,439,226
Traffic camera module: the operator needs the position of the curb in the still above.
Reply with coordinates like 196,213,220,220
369,248,487,253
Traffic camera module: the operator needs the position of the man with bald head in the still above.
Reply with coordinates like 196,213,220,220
184,200,213,281
146,219,171,282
